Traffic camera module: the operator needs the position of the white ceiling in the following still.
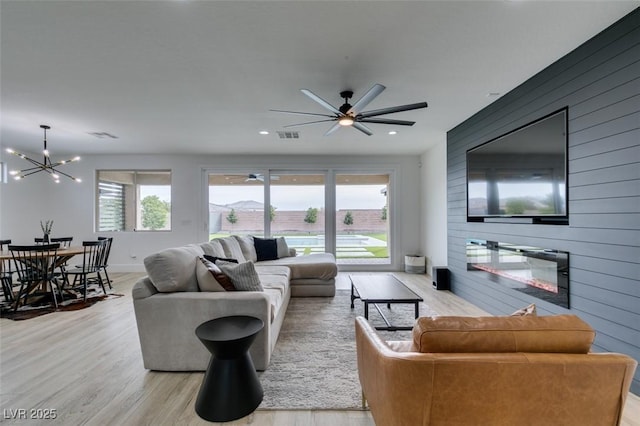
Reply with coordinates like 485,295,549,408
1,1,637,156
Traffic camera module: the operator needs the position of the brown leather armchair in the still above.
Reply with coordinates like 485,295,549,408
355,315,637,426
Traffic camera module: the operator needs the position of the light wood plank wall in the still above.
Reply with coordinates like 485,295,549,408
446,8,640,393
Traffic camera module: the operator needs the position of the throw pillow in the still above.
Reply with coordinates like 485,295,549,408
276,237,290,258
253,237,278,261
195,257,226,292
204,254,238,264
216,260,264,291
511,303,537,316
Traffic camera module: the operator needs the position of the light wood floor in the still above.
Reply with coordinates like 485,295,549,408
1,272,638,425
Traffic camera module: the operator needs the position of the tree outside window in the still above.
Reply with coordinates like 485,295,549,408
97,170,171,232
304,207,318,224
226,209,238,230
141,195,170,230
343,211,354,231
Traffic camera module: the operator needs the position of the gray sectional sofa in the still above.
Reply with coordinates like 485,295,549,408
132,235,337,371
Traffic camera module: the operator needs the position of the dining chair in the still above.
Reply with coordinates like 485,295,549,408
1,239,15,303
61,240,107,302
50,236,74,280
9,243,62,311
51,237,73,248
96,236,113,289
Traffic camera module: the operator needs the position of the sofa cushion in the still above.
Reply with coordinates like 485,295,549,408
254,264,291,279
218,237,246,262
254,237,278,261
200,240,227,258
143,245,204,292
276,237,291,258
216,260,263,292
412,315,595,354
258,253,337,280
233,235,257,262
195,257,226,292
260,273,290,322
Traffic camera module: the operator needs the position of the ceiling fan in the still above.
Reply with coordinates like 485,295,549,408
246,173,279,182
271,83,428,136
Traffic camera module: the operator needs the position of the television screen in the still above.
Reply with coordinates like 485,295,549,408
467,108,568,224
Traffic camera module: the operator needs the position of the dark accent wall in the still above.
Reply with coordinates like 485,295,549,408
447,9,640,393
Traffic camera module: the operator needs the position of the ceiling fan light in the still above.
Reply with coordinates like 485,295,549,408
338,116,354,126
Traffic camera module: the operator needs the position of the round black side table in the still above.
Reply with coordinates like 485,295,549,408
194,315,265,422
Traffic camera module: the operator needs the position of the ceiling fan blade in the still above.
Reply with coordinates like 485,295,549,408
358,118,416,126
358,102,428,119
324,122,341,136
301,89,341,115
283,118,336,128
347,83,385,115
270,109,335,118
352,122,373,136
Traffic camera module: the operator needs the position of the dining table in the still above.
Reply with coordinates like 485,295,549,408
0,245,85,309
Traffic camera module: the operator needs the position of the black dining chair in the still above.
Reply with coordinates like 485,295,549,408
50,236,74,280
1,239,15,303
61,240,107,301
51,237,73,248
9,243,62,311
96,236,113,289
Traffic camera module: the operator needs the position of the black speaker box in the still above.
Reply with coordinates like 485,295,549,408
432,267,450,290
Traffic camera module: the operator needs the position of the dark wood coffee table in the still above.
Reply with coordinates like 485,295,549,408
350,274,423,331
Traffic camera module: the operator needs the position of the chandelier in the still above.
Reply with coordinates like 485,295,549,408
6,125,82,183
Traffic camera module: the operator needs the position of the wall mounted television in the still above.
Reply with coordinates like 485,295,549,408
467,107,569,225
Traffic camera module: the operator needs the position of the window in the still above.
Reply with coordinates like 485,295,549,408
270,173,326,255
203,168,396,264
208,173,265,238
336,174,390,265
96,170,171,232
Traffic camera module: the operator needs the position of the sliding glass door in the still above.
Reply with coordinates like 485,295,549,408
208,173,265,238
205,169,392,264
269,172,326,256
335,174,390,265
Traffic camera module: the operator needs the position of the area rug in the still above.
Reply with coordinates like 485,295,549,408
257,288,434,410
0,288,124,321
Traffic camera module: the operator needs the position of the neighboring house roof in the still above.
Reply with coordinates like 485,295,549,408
209,200,264,212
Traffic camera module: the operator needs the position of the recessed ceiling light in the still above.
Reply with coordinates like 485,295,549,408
486,92,501,98
388,130,397,135
259,130,269,135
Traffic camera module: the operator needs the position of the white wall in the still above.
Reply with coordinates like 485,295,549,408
420,139,448,273
1,153,423,272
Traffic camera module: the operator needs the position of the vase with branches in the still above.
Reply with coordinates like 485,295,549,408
40,220,54,243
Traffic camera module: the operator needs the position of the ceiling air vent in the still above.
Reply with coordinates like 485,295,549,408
277,131,300,139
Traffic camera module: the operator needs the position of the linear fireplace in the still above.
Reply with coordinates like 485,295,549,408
466,239,569,308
